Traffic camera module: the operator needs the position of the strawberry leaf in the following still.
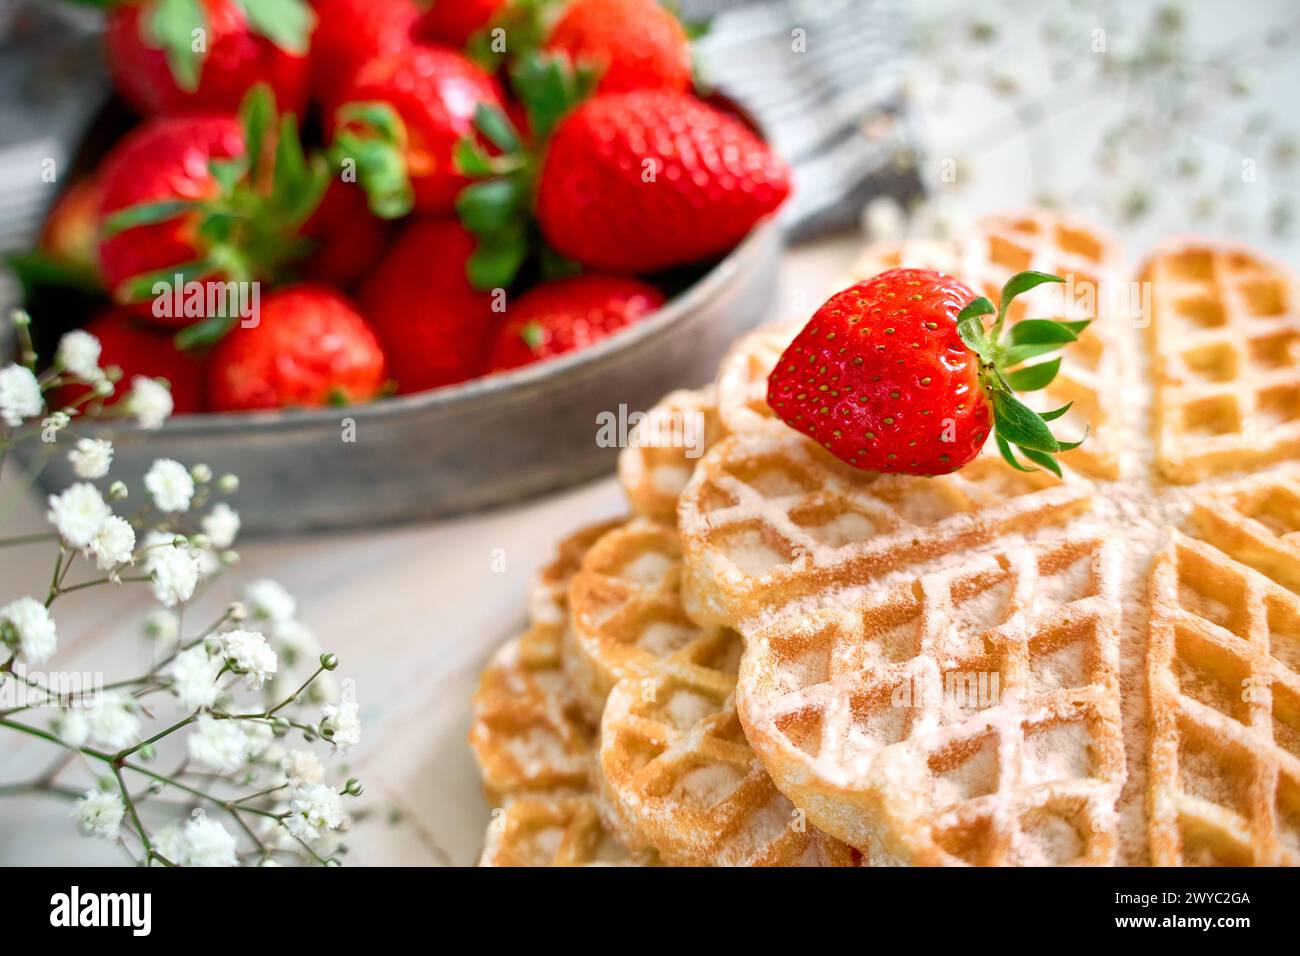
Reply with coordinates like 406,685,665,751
474,103,521,154
509,51,598,142
145,0,207,93
329,103,413,219
175,314,239,350
269,114,329,229
1017,444,1063,478
995,434,1035,473
1008,318,1087,346
456,179,526,236
1040,401,1073,422
468,228,529,290
956,296,995,323
239,83,276,174
1005,357,1060,391
236,0,316,55
992,391,1061,453
117,258,217,305
454,138,496,178
102,199,197,236
1002,340,1076,366
999,270,1064,305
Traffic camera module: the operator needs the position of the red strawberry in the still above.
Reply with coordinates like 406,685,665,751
310,0,419,112
487,274,664,371
300,181,393,289
358,219,496,392
535,91,790,272
97,114,246,320
58,311,206,415
40,177,103,282
95,91,330,327
336,44,505,215
766,268,1087,476
106,0,313,116
416,0,508,48
206,284,387,411
545,0,691,94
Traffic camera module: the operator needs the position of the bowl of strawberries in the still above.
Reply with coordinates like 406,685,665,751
3,0,792,532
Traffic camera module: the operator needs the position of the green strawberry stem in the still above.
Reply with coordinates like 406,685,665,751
451,51,596,290
955,270,1089,477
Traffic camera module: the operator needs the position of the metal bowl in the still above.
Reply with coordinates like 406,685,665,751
4,220,780,533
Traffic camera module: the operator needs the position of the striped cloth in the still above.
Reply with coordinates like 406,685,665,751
0,0,916,263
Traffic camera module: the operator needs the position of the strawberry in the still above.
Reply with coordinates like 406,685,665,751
106,0,314,116
544,0,692,94
300,181,393,290
39,177,103,284
206,284,387,411
335,44,506,215
58,311,206,415
487,274,664,371
534,90,790,273
358,219,496,392
95,88,330,327
766,268,1088,477
416,0,509,48
309,0,419,112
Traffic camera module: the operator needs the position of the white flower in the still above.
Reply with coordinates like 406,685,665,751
0,363,42,427
243,579,296,625
201,502,240,549
0,596,57,664
72,790,123,840
220,629,277,688
52,709,89,747
320,699,360,750
126,376,173,429
284,783,344,842
46,411,70,432
56,330,103,381
152,824,188,866
182,816,238,867
68,438,113,479
85,693,140,750
87,515,135,571
144,459,194,513
142,608,180,646
242,719,275,760
47,482,110,548
142,533,201,607
274,620,319,667
188,715,248,772
167,646,221,710
281,750,325,786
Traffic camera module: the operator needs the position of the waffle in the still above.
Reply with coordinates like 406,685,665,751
617,387,725,525
737,530,1127,865
844,211,1127,479
1145,240,1300,483
714,325,799,436
677,426,1092,629
565,519,728,721
478,794,647,866
589,553,857,865
1147,529,1300,865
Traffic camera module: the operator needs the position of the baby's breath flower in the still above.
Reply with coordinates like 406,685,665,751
188,715,248,772
201,502,240,549
0,363,42,427
281,749,325,786
0,596,57,664
243,579,296,625
217,474,239,494
72,789,124,840
144,459,195,513
126,376,173,430
52,709,89,747
190,463,212,484
87,515,135,571
107,480,128,501
142,532,202,607
85,693,140,750
46,482,110,548
142,608,180,645
68,438,114,480
275,620,320,667
284,783,344,842
56,330,103,381
221,629,278,688
320,699,360,751
167,645,221,710
182,815,238,867
152,824,188,865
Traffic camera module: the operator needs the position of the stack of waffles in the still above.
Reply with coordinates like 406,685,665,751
469,210,1300,866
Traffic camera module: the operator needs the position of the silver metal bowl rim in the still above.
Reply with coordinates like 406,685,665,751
64,219,778,437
